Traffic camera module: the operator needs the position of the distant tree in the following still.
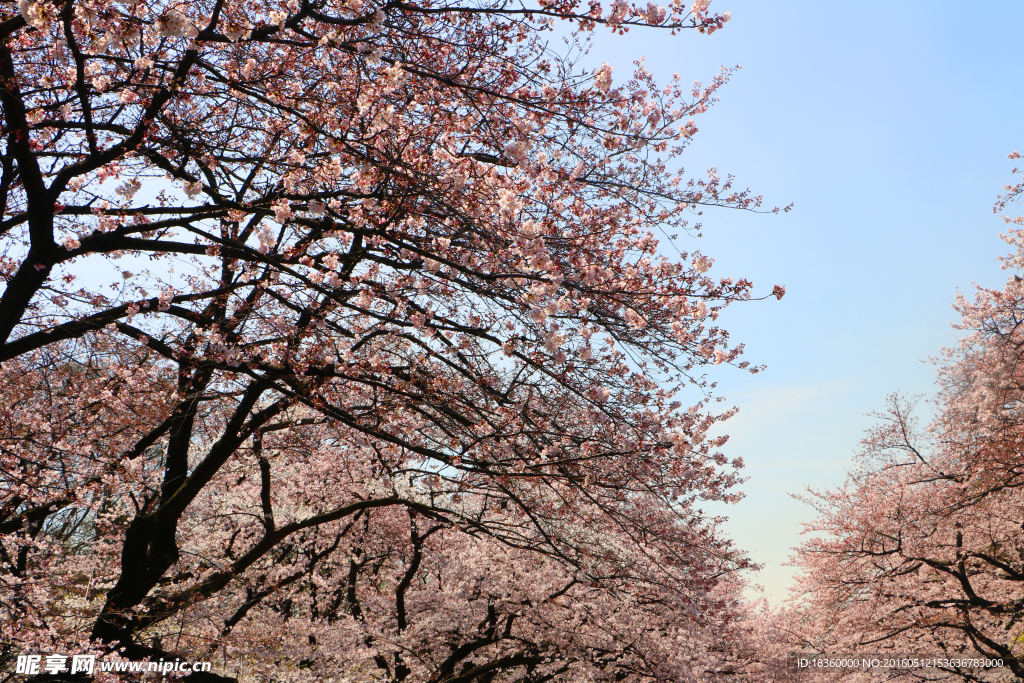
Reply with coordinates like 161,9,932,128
791,161,1024,682
0,0,782,680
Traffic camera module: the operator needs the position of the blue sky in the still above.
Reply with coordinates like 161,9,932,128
584,0,1024,600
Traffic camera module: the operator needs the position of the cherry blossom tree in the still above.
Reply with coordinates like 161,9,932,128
790,163,1024,682
0,0,783,680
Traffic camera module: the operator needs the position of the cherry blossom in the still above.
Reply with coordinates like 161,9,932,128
789,165,1024,682
0,0,781,680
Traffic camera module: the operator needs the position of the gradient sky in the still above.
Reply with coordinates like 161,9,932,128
580,0,1024,601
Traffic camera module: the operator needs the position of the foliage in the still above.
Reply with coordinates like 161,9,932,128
790,165,1024,683
0,0,780,680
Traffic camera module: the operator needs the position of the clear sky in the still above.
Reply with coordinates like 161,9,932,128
583,0,1024,601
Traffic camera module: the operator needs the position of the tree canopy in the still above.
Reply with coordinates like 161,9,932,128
0,0,781,681
790,161,1024,683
